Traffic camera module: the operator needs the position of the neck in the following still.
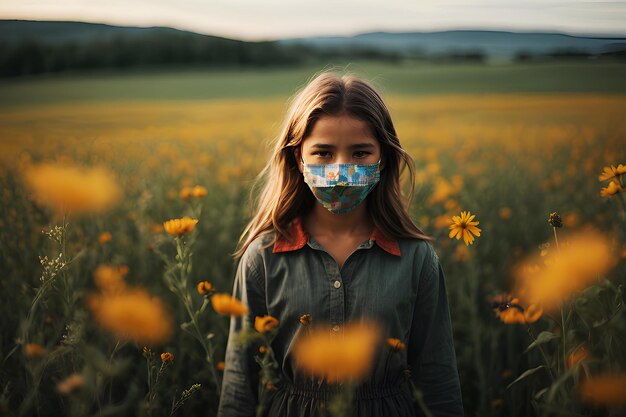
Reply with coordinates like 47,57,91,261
303,201,374,238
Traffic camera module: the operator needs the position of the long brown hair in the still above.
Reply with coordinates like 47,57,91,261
232,70,430,258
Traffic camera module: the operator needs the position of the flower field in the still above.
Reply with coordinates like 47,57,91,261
1,90,625,416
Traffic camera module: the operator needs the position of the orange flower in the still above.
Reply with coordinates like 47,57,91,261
24,343,46,358
191,185,208,198
579,372,626,407
23,162,122,214
197,281,214,296
163,217,198,236
513,229,616,311
255,315,280,333
161,352,174,364
210,293,248,316
449,211,481,246
566,345,589,369
299,314,312,326
292,320,382,383
498,207,512,220
98,232,112,244
88,287,173,345
216,361,225,371
93,264,127,293
180,186,193,200
598,164,626,182
495,299,543,324
386,338,406,352
56,373,84,395
600,180,623,197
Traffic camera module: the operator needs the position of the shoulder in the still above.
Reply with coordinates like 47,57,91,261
238,232,275,271
397,237,440,276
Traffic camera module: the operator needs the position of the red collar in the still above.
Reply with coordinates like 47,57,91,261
272,217,401,256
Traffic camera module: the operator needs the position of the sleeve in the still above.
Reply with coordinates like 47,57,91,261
407,244,464,417
216,248,268,417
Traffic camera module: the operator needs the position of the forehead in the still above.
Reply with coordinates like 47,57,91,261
304,114,377,145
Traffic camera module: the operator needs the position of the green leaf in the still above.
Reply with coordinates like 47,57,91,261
507,365,548,389
524,331,560,353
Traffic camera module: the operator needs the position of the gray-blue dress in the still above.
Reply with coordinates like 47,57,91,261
217,217,463,417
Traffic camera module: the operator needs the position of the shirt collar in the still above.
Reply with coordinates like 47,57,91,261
272,216,401,256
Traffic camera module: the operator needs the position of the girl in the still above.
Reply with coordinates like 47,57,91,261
217,71,463,417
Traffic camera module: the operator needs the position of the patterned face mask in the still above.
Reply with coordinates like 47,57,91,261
301,157,381,214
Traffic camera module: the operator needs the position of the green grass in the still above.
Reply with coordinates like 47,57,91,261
1,60,625,107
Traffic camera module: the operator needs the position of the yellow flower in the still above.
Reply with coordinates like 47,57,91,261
495,299,543,324
255,315,280,333
23,162,122,214
161,352,174,364
513,229,616,312
600,180,623,197
180,186,193,200
386,338,406,352
88,287,173,345
98,232,112,245
579,372,626,407
598,164,626,182
163,217,198,236
292,320,382,383
566,345,589,369
56,373,84,395
197,281,214,296
299,314,313,326
498,207,512,220
24,343,46,358
448,211,481,246
210,293,248,316
191,185,208,198
93,264,127,293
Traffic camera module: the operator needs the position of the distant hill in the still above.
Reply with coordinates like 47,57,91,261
1,20,624,78
277,30,626,59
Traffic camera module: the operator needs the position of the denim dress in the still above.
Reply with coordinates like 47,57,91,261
217,217,463,417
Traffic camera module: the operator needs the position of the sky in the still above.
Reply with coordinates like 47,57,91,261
1,0,625,41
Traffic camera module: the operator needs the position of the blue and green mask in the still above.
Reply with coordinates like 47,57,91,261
301,158,381,214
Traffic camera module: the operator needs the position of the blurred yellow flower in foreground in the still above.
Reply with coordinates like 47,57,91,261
514,229,616,311
163,217,198,236
23,162,121,214
449,211,481,246
292,320,382,383
88,287,173,345
210,293,248,316
255,315,279,333
579,372,626,407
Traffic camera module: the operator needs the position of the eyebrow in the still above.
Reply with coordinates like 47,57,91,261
309,143,376,150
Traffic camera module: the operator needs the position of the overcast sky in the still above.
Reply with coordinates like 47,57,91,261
1,0,625,40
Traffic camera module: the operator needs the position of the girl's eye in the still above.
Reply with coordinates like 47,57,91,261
313,151,331,158
354,151,370,158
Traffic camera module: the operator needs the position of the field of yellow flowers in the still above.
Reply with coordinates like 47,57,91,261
1,92,625,417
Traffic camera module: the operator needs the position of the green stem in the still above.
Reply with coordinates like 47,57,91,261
526,325,556,381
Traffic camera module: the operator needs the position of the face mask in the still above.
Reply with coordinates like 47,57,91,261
301,157,381,214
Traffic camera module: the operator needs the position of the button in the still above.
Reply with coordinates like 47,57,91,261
333,280,341,289
332,325,340,332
